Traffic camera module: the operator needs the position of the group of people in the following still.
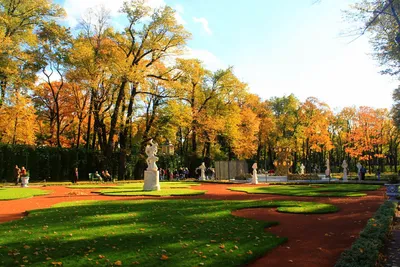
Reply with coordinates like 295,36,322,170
14,165,28,185
159,167,189,180
94,170,112,182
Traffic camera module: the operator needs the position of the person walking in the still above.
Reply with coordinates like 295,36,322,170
74,168,79,183
14,165,20,185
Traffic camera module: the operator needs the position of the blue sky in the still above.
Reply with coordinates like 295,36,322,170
54,0,398,110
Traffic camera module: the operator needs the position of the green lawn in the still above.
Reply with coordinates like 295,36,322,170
0,199,337,266
97,188,206,196
229,184,381,197
0,188,49,200
69,182,205,196
67,182,199,189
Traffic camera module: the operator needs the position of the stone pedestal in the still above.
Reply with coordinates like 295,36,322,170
251,170,258,184
343,171,348,182
143,170,160,191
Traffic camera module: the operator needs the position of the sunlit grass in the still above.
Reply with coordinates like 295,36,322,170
0,188,49,200
98,188,206,196
68,182,199,189
229,184,381,197
0,199,337,266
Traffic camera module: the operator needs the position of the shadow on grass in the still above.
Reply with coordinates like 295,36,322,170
0,199,337,267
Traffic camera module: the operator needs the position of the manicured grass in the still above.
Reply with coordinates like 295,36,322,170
229,184,381,197
91,182,205,196
0,188,49,200
0,199,337,266
68,182,199,189
98,188,207,196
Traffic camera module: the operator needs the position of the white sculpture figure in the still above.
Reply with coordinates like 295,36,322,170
342,160,348,182
325,158,330,178
299,163,305,175
356,162,362,181
143,139,160,191
145,139,159,171
198,162,206,181
251,163,258,184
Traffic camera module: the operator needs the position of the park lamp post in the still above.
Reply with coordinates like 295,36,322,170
161,141,174,179
161,140,174,155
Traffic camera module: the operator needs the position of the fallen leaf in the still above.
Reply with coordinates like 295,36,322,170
160,254,169,260
51,262,62,266
114,260,122,265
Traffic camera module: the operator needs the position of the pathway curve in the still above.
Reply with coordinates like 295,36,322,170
0,183,387,267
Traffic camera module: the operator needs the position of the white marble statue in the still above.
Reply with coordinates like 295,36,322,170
356,162,362,181
145,139,159,171
299,163,305,175
143,139,160,191
251,163,258,184
325,158,331,178
198,162,206,181
342,160,348,182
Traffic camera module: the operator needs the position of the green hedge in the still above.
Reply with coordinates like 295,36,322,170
335,201,397,267
0,144,120,182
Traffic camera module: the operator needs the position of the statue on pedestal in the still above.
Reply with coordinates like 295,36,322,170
342,160,348,182
299,163,305,175
251,163,258,184
143,139,160,191
325,158,331,178
198,162,206,181
356,162,362,181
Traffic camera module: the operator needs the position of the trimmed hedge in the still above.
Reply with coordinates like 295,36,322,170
0,144,120,182
335,201,397,267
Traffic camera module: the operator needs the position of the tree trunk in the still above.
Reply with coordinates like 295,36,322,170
105,79,127,159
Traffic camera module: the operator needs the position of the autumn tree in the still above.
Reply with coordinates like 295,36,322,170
297,97,334,171
0,0,65,104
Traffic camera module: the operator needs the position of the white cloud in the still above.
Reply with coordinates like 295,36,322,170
179,48,225,71
174,3,184,14
173,4,186,25
62,0,174,28
193,17,212,35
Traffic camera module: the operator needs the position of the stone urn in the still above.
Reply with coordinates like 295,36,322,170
21,176,29,187
385,183,400,201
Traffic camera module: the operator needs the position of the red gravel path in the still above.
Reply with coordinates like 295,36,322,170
0,183,386,267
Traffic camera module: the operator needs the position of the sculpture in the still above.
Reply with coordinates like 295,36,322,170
198,162,206,181
299,163,305,175
251,163,258,184
356,162,362,181
143,139,160,191
342,160,348,182
325,158,330,178
145,139,159,171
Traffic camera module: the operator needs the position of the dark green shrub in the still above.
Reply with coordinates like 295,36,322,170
335,201,397,267
235,173,252,180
